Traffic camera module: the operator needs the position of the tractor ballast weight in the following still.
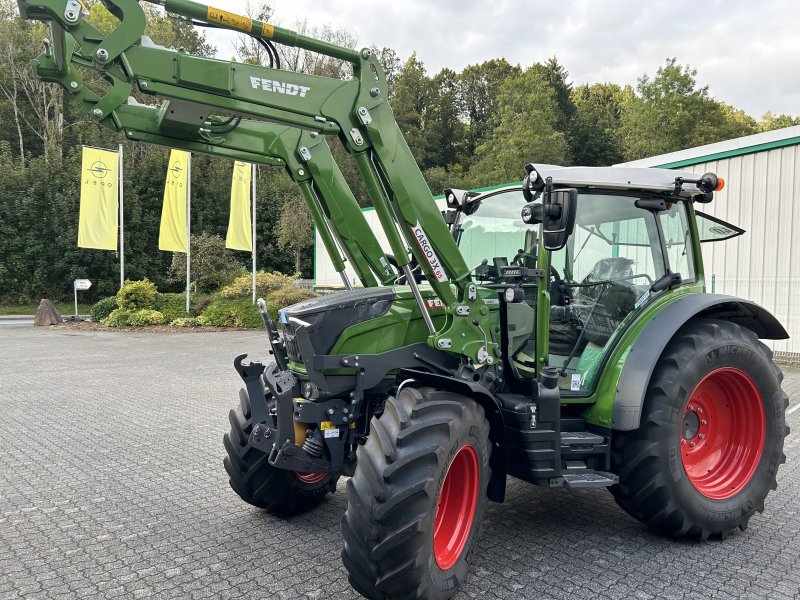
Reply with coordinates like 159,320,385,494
19,2,791,599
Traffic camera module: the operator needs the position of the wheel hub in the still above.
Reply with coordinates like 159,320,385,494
433,444,479,570
294,471,327,484
680,368,766,500
681,409,702,441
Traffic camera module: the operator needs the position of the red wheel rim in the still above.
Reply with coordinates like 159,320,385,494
680,368,766,500
433,444,479,570
294,471,327,484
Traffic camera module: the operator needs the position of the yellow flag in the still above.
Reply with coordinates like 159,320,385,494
226,161,253,251
78,147,119,250
159,150,190,252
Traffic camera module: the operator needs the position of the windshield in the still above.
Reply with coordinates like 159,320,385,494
456,188,536,278
457,188,695,393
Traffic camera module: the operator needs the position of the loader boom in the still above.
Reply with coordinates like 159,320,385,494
18,0,500,364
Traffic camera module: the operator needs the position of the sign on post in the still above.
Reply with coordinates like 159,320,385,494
74,279,92,317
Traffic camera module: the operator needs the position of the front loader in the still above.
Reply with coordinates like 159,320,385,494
20,2,791,599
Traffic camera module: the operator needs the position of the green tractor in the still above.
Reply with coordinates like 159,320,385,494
20,1,789,598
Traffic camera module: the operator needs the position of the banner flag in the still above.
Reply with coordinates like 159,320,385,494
226,161,253,251
159,150,190,252
78,147,119,250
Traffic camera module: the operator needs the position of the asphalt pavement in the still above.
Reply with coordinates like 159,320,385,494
1,324,798,599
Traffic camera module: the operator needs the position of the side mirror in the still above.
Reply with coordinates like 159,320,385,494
543,188,577,251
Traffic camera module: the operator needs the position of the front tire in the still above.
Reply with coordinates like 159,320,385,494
342,386,491,600
223,387,337,517
610,319,789,540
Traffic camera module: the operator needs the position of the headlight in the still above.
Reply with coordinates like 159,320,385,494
505,287,524,303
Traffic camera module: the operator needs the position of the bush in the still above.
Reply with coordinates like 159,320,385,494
116,279,157,311
171,317,200,328
198,298,263,328
128,309,166,327
155,292,192,322
90,296,118,323
193,293,214,314
103,308,133,328
219,271,297,300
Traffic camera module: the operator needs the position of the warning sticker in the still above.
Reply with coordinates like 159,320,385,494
320,421,336,430
207,7,254,33
571,374,582,392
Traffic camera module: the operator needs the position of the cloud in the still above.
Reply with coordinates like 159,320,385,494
203,0,800,117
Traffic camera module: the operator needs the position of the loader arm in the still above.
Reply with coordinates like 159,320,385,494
30,23,395,289
19,0,499,364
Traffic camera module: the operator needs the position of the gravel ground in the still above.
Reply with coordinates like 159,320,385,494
1,325,798,599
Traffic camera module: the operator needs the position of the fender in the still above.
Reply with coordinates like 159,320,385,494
398,369,507,503
613,294,789,431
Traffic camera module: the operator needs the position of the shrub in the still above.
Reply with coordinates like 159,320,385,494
198,298,263,328
171,317,200,328
90,296,118,323
128,309,166,327
155,292,192,322
104,308,133,328
219,271,297,300
193,293,214,314
116,279,157,311
170,233,242,294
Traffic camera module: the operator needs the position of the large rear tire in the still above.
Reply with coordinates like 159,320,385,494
342,386,491,600
610,319,789,540
223,387,337,517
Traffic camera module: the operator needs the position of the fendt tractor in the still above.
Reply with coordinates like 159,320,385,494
20,1,790,598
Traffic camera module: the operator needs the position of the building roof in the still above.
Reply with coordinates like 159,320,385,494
615,125,800,169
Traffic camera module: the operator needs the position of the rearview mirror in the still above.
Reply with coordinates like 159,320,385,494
543,188,577,251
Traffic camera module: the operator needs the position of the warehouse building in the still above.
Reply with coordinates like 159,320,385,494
618,126,800,357
314,126,800,355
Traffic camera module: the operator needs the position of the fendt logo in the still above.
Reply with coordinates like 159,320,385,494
89,161,111,179
250,77,311,98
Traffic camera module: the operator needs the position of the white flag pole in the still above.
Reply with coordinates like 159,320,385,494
252,164,257,304
118,143,125,289
186,153,192,314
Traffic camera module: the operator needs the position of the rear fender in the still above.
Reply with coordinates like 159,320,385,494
611,294,788,431
398,369,507,503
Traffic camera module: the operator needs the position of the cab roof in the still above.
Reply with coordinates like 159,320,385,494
528,164,705,198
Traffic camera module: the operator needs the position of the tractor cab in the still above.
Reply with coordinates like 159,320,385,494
452,165,742,395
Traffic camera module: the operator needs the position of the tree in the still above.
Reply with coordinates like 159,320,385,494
420,68,466,171
620,58,757,161
391,53,433,164
759,111,800,132
277,198,313,276
531,57,575,161
457,59,520,158
570,83,628,166
469,67,568,186
170,233,242,293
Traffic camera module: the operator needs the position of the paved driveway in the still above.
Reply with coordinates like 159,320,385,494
1,325,798,599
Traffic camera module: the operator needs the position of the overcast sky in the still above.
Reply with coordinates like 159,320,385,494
202,0,800,119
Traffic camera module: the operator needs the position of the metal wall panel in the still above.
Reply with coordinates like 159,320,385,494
691,146,799,352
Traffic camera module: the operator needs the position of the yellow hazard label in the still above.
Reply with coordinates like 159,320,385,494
207,7,253,33
321,420,356,430
262,23,275,38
